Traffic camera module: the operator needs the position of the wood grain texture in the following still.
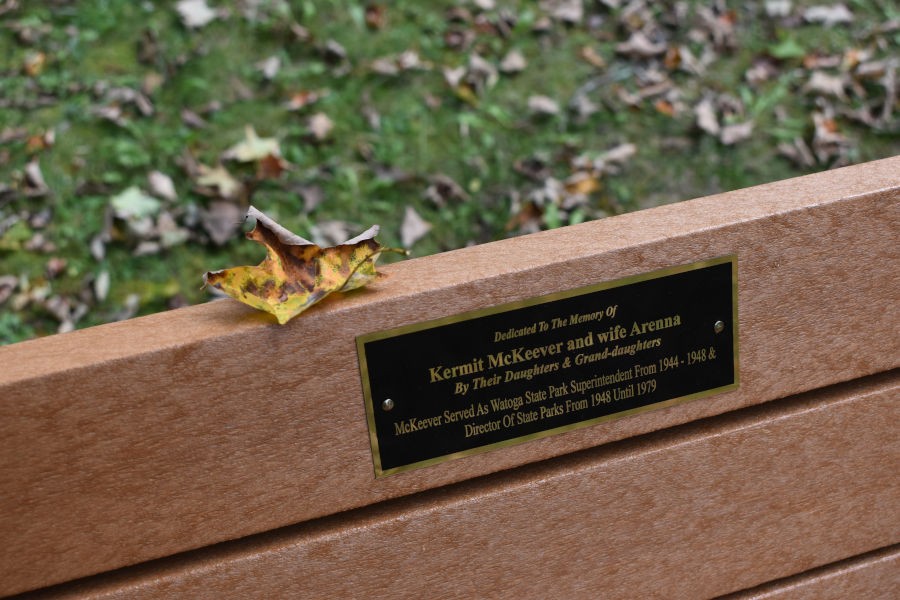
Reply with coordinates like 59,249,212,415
724,545,900,600
1,158,898,594
25,373,900,599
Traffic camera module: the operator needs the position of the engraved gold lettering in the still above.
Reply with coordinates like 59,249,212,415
473,374,502,389
540,403,565,419
503,361,560,382
488,342,564,369
565,398,588,412
547,382,569,398
633,362,657,378
613,383,634,400
443,403,477,423
595,324,628,343
393,415,443,436
517,409,539,424
464,419,502,437
428,357,485,383
610,337,662,357
490,396,524,412
493,323,538,342
565,331,593,351
568,311,602,324
569,368,634,394
630,314,681,336
525,389,547,404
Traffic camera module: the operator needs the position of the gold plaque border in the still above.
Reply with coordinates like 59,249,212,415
357,255,740,478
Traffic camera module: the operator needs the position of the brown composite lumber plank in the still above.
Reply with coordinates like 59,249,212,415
25,372,900,599
1,158,898,594
722,544,900,600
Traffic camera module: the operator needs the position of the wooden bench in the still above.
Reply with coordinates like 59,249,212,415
1,156,897,598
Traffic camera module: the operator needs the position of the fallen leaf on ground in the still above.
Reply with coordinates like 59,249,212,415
195,163,244,200
93,105,128,127
719,120,754,145
569,92,599,121
600,143,637,164
505,196,544,234
580,46,606,69
256,55,281,80
204,206,405,324
308,112,334,141
94,270,110,302
148,170,177,201
157,212,190,248
284,89,326,111
294,184,324,213
365,4,387,29
181,108,208,128
223,126,281,162
370,57,401,76
804,71,847,100
803,4,853,27
400,206,432,247
323,39,348,63
0,275,18,305
24,135,53,157
500,49,528,73
24,160,49,196
811,111,850,164
201,200,243,245
695,98,720,135
111,186,161,219
697,6,737,51
765,0,792,18
256,153,290,179
443,66,466,88
0,127,27,144
23,51,47,77
745,57,779,86
564,172,601,195
105,86,154,116
541,0,583,24
177,0,217,28
616,31,667,58
778,137,816,167
424,173,469,205
528,95,561,115
467,54,499,93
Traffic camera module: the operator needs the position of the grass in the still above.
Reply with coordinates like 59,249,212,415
0,0,897,344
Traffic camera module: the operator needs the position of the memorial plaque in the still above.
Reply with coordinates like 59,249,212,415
357,256,739,477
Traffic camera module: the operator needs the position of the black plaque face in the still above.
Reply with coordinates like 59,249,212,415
357,256,739,477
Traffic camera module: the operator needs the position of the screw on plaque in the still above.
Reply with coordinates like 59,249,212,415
382,398,395,411
714,320,725,334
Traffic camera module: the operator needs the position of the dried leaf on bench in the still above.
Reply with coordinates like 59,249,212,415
204,206,404,324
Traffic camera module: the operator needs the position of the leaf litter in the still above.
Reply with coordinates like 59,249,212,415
1,1,898,343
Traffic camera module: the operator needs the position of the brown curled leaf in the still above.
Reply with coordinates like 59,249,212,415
205,206,405,324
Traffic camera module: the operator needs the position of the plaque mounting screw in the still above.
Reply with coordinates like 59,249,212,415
382,398,395,411
714,320,725,334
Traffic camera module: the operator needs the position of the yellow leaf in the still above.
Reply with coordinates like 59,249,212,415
23,51,47,77
205,206,404,324
564,172,602,195
196,163,243,200
224,126,281,163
